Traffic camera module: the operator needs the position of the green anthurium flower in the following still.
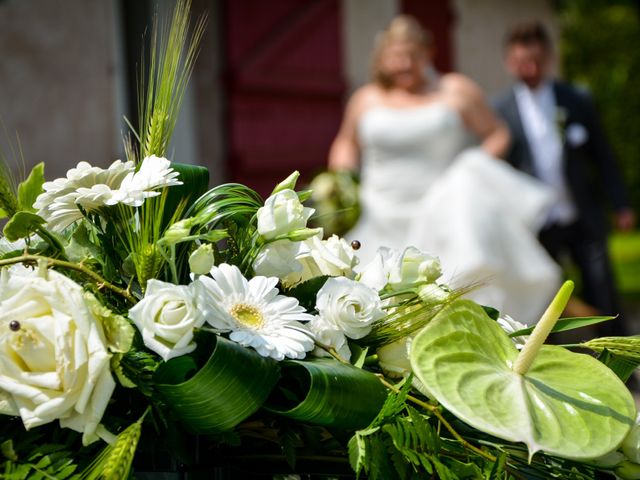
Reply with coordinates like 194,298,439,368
410,298,636,461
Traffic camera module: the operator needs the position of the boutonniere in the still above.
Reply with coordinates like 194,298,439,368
555,106,569,142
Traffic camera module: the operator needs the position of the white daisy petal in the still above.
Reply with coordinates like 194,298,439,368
199,264,314,360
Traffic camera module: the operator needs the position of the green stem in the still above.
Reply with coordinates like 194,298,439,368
35,227,66,256
513,280,574,375
0,254,135,303
316,341,497,463
377,375,497,463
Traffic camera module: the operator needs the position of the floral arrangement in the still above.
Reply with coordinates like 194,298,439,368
1,3,640,479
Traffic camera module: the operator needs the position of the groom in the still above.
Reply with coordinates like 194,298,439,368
494,20,635,335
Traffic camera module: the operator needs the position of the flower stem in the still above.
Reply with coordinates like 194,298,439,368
512,280,574,375
316,341,496,463
0,254,135,303
376,375,497,463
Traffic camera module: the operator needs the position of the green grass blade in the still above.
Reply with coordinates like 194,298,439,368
508,315,615,338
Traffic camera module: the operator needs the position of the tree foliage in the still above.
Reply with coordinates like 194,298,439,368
558,0,640,210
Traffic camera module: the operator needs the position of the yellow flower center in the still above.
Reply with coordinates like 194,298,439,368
230,303,264,329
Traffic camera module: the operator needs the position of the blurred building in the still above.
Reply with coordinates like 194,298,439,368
0,0,558,196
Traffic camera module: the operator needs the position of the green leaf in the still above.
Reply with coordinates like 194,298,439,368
410,299,636,460
509,315,615,338
284,275,329,312
264,357,387,430
3,211,45,241
17,162,44,212
163,162,209,227
154,334,280,433
348,430,368,477
84,293,134,353
597,349,640,382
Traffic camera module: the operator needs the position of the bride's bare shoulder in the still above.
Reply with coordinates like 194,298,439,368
348,84,386,114
439,73,484,101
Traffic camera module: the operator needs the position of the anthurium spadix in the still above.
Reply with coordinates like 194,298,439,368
410,281,636,461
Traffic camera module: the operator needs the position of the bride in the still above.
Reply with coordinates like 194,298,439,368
328,15,561,325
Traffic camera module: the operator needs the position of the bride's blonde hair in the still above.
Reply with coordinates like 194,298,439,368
371,15,433,89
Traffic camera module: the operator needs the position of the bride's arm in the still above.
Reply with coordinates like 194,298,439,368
440,74,511,159
328,88,366,171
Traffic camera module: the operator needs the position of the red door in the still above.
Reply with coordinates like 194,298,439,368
401,0,455,73
222,0,345,196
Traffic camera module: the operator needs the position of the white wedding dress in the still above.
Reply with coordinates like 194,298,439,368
348,102,562,325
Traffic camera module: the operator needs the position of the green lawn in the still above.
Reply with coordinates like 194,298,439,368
610,232,640,300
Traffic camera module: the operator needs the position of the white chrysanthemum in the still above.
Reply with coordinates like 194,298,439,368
198,264,315,360
34,156,182,231
113,155,182,207
34,160,135,230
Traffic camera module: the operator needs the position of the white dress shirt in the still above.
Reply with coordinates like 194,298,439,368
514,81,577,226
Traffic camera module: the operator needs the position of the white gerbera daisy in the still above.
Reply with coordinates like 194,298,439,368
197,263,315,361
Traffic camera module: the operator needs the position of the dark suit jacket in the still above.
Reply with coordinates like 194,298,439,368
493,81,630,238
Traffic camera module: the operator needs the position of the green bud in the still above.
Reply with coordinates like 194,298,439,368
161,218,194,245
189,243,215,275
271,171,300,195
617,460,640,480
277,227,323,242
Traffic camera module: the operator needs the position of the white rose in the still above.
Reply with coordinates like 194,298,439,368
257,189,314,240
128,279,205,361
189,243,215,275
308,316,351,361
0,265,115,445
282,234,358,287
315,277,384,339
253,239,305,278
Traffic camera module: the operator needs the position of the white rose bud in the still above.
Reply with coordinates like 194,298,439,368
128,279,205,361
315,277,384,339
257,189,314,240
0,266,115,445
189,243,215,275
388,247,442,290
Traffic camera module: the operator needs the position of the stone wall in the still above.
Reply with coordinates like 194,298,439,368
0,0,125,180
452,0,560,97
